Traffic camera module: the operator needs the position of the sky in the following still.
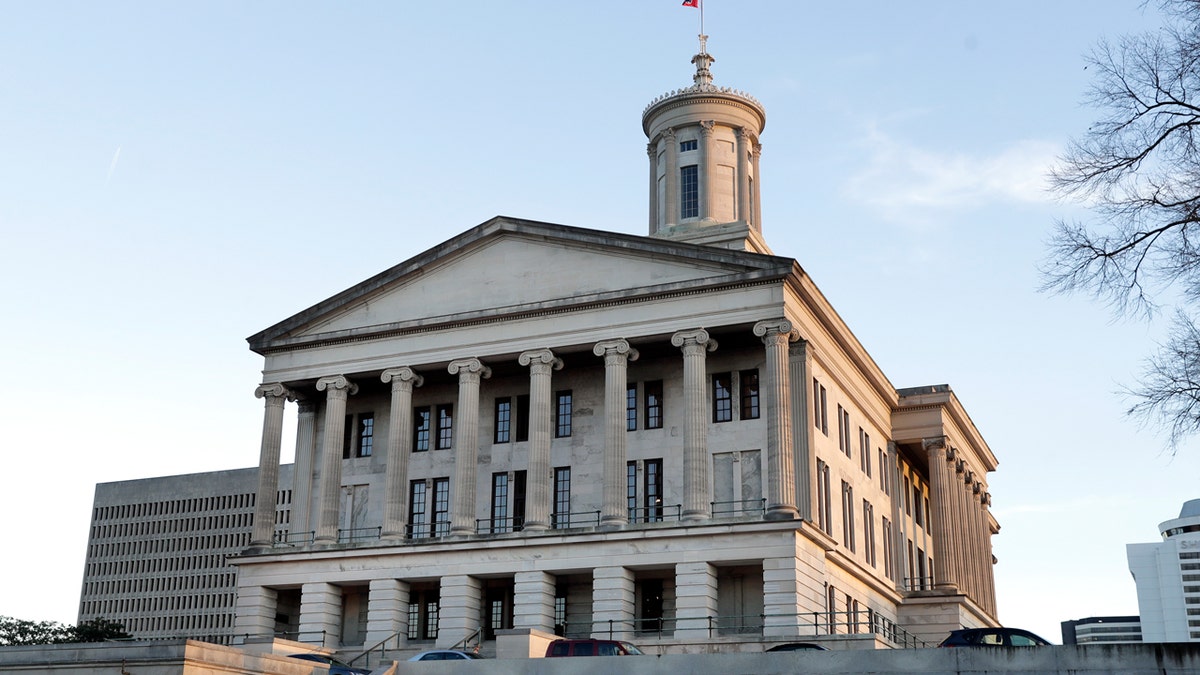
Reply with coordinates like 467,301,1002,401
2,0,1199,645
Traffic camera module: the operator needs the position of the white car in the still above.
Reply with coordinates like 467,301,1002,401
406,649,484,661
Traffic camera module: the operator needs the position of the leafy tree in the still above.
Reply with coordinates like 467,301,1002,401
0,616,130,646
1045,0,1200,449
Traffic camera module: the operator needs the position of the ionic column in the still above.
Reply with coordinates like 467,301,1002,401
755,319,799,520
735,127,751,222
969,478,987,609
381,367,423,541
449,358,491,536
647,142,659,234
519,348,563,531
290,400,317,538
594,339,639,527
922,436,958,591
949,459,968,595
251,383,294,547
365,579,409,649
751,141,763,229
788,340,814,522
982,492,998,615
886,441,905,591
699,120,716,221
314,375,357,545
672,329,717,522
664,128,679,226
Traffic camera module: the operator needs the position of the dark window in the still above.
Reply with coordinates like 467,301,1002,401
882,517,895,580
814,381,828,435
512,470,527,531
863,500,876,567
640,578,665,633
644,459,663,522
627,384,637,431
644,380,664,429
495,398,512,444
436,404,454,450
553,467,571,529
555,391,573,438
680,139,697,152
913,482,924,527
491,473,509,534
413,406,431,452
859,429,870,476
712,372,733,422
627,462,638,516
408,481,428,538
433,478,450,536
680,164,699,219
515,394,530,442
841,481,855,553
342,412,375,459
816,460,833,535
740,369,760,420
838,405,851,458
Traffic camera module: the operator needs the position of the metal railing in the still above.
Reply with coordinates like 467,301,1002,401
904,576,935,591
338,526,381,544
628,504,682,522
711,498,767,517
550,510,601,529
274,530,315,545
475,517,525,534
406,520,451,540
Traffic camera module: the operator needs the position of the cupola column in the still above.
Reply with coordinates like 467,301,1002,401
700,121,716,221
751,142,763,229
380,367,423,541
735,127,751,223
594,339,639,527
314,375,358,545
519,349,563,531
664,128,679,227
754,319,799,520
251,383,294,547
672,329,717,522
647,143,659,234
448,358,491,536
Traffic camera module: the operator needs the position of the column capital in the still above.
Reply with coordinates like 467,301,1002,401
647,142,657,157
671,328,717,352
382,367,424,388
663,127,677,141
519,348,563,370
753,318,799,343
735,126,750,140
922,436,954,461
316,375,358,395
448,358,492,379
255,382,296,402
699,120,715,135
593,338,640,362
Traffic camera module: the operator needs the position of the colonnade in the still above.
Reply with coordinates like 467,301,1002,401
248,320,804,548
647,124,762,232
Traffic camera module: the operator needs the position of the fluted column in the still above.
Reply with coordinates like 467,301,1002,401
449,358,491,536
735,127,750,222
314,375,357,545
664,128,679,226
594,339,639,527
755,319,799,520
949,459,968,595
699,121,715,221
381,367,423,541
648,143,659,234
968,477,987,609
751,142,763,229
672,329,717,522
886,441,904,590
923,437,958,591
251,383,294,547
519,349,563,531
981,492,998,615
788,340,814,522
291,399,317,537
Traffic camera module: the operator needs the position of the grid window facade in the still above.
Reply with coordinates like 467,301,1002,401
712,373,733,422
408,481,428,538
644,459,663,522
644,380,664,429
494,398,512,444
436,404,454,449
432,478,450,536
627,385,638,431
553,467,571,529
414,406,431,452
555,391,573,438
491,473,509,533
680,164,699,219
739,369,760,420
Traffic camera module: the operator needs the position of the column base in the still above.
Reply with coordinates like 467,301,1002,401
764,506,799,521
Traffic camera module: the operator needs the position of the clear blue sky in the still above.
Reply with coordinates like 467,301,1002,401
2,1,1197,644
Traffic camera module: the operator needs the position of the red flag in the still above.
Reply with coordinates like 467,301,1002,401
682,0,699,7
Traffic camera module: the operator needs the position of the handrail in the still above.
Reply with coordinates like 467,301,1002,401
550,510,601,529
450,627,482,652
710,498,767,517
337,526,382,544
346,629,405,667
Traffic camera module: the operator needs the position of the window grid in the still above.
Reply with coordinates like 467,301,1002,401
680,165,699,219
433,478,450,536
491,473,509,534
644,459,663,522
358,413,374,457
494,398,512,444
627,462,638,516
813,380,828,435
859,428,870,476
739,369,760,420
408,481,428,538
555,391,573,438
645,380,664,429
553,467,571,529
713,373,733,423
413,407,431,452
841,481,855,552
436,404,454,450
626,384,637,431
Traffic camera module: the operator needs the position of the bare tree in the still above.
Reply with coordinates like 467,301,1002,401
1046,0,1200,449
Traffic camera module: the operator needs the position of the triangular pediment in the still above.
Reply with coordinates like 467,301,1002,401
248,217,793,353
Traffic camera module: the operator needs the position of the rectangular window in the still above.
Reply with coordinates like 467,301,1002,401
512,470,527,531
838,406,852,458
859,429,870,476
627,384,638,431
343,412,375,458
494,398,512,444
712,372,733,422
879,448,889,494
515,394,530,442
679,139,697,152
555,390,573,438
436,404,454,449
917,548,927,590
739,369,760,420
680,164,699,219
907,539,916,589
816,459,833,534
432,478,450,536
553,467,571,529
913,482,924,527
644,458,663,522
408,481,428,538
491,473,509,534
627,461,638,517
882,517,894,580
903,475,912,516
863,500,876,567
813,379,828,435
841,481,855,552
644,380,664,429
414,406,431,452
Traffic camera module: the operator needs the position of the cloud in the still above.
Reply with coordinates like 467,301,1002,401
844,127,1061,225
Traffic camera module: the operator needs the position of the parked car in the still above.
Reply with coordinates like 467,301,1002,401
938,627,1052,647
766,642,829,652
286,652,371,674
544,638,644,656
406,649,484,661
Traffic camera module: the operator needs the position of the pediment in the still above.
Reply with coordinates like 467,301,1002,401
249,217,793,352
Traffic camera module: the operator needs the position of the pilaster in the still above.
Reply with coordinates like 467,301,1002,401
664,128,679,226
735,127,750,222
647,143,659,234
594,339,639,527
699,120,716,221
788,340,814,522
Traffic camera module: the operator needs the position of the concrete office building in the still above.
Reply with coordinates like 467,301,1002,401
1128,498,1200,643
1061,616,1143,645
226,36,1002,658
